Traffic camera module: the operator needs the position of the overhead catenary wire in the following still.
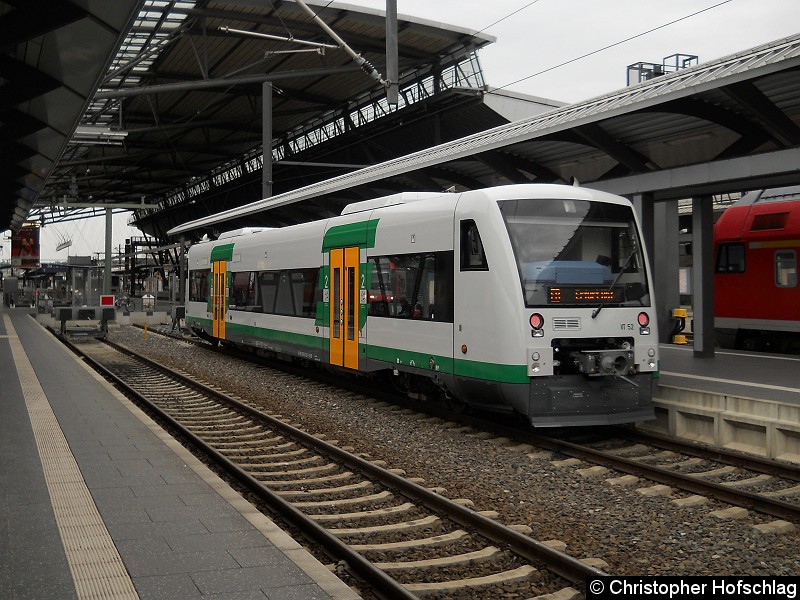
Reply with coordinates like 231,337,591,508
488,0,735,93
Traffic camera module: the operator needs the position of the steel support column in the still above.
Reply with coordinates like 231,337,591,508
263,82,273,199
104,207,113,295
654,200,680,344
386,0,399,107
179,235,186,304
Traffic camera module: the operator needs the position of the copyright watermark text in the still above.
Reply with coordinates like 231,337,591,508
587,577,797,600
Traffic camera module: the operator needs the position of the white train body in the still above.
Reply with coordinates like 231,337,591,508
186,184,659,426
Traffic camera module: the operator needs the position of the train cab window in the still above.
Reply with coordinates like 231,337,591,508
498,199,650,308
715,243,746,274
460,220,488,271
775,250,797,288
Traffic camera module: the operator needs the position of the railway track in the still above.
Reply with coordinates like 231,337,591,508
64,335,601,599
537,429,800,521
397,410,800,526
142,324,800,525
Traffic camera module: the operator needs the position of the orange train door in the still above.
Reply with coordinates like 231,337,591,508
329,247,359,369
212,260,227,339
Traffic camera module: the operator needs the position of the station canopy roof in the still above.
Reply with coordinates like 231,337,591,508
166,31,800,239
2,0,501,234
9,2,799,245
1,0,143,231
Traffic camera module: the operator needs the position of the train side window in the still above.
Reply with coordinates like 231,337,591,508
460,220,488,271
274,271,296,316
258,272,279,313
715,243,746,273
229,271,258,311
256,269,318,317
291,269,318,317
189,269,210,302
775,250,797,288
366,252,453,322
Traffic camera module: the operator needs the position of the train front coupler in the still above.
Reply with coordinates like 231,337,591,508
570,348,636,377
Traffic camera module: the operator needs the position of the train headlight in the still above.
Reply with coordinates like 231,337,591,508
647,348,656,368
529,313,544,337
638,312,650,335
531,351,542,374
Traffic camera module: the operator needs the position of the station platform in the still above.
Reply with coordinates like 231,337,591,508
0,306,358,600
659,344,800,405
646,344,800,463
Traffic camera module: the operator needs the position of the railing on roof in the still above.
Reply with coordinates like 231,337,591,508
626,53,699,86
131,51,486,224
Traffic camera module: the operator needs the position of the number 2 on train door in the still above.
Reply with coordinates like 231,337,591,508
329,247,359,370
212,260,227,339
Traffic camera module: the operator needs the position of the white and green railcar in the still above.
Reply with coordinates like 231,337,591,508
186,184,658,427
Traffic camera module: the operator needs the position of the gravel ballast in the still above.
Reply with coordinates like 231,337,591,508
109,326,800,578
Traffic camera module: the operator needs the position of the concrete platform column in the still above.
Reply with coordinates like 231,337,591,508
692,195,715,357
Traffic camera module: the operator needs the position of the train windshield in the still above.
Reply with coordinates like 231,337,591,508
498,199,650,308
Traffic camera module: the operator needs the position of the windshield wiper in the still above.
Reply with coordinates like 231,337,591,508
591,244,637,319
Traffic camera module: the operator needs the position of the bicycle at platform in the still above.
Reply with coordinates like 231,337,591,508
114,294,135,311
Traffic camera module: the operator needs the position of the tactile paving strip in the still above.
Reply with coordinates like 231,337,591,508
5,316,140,600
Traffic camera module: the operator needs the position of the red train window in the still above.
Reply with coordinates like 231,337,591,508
715,243,745,274
750,212,788,231
775,251,797,288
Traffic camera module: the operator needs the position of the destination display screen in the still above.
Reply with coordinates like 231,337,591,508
548,286,622,304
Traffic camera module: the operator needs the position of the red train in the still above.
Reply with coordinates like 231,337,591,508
714,187,800,353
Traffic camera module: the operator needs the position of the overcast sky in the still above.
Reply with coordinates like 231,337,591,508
351,0,800,103
10,0,800,261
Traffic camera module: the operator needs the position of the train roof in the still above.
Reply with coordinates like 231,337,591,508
735,185,800,207
195,184,637,253
340,192,446,215
715,187,800,241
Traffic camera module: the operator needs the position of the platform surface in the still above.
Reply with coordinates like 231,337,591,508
0,307,357,600
659,344,800,404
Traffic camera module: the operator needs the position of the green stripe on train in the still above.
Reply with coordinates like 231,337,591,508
365,344,454,373
322,219,379,251
186,317,528,384
225,322,322,350
210,243,235,262
453,358,529,383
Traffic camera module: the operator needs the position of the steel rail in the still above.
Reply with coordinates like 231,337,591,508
509,429,800,523
615,427,800,482
61,336,417,600
134,325,800,522
100,337,604,585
